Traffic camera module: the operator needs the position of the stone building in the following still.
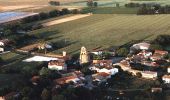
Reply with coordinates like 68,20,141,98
79,46,89,64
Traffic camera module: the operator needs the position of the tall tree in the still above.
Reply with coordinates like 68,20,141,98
41,88,51,100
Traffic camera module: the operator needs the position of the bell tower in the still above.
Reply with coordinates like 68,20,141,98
79,46,89,64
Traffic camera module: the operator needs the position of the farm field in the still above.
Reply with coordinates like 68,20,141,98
43,14,91,26
82,7,138,14
29,14,170,54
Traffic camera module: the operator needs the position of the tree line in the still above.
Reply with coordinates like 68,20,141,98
125,3,170,15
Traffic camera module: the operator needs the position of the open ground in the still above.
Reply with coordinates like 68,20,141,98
28,14,170,54
43,14,91,26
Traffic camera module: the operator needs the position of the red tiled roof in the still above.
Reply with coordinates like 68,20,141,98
0,39,10,45
54,75,77,84
155,50,168,55
31,76,40,83
142,71,157,74
162,75,170,79
96,72,110,77
48,60,65,66
93,60,112,64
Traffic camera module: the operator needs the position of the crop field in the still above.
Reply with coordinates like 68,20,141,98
82,7,138,14
29,14,170,54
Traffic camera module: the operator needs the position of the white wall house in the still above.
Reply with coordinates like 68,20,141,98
0,42,4,46
162,75,170,84
168,67,170,73
141,71,157,79
0,47,4,52
132,42,150,50
48,60,67,71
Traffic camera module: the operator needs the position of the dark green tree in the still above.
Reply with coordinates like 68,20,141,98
41,88,51,100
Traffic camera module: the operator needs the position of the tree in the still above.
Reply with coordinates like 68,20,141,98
52,95,65,100
39,12,49,20
72,9,79,14
150,44,163,50
116,48,129,57
87,1,93,7
61,8,70,15
39,67,50,77
49,10,60,17
102,52,112,59
94,2,98,7
154,35,170,46
4,29,12,36
22,97,29,100
41,88,51,100
21,87,32,97
0,57,3,63
136,72,142,78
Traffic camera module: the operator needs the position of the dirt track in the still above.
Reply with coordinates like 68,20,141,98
43,14,91,26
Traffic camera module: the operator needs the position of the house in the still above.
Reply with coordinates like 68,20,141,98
142,61,159,67
130,42,150,53
93,60,112,67
150,54,162,61
98,68,118,75
54,75,80,85
0,39,11,52
0,97,4,100
91,50,103,55
0,39,10,46
162,75,170,83
31,76,40,85
150,50,168,61
154,50,168,56
137,50,152,58
0,47,4,52
168,67,170,73
151,88,162,93
141,71,157,79
92,72,111,82
48,60,67,71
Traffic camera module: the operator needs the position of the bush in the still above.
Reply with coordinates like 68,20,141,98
39,12,49,20
87,1,93,7
61,8,70,15
94,2,98,7
49,10,60,17
116,48,129,57
136,72,142,78
49,1,60,6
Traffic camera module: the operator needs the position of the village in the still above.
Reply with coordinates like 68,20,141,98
1,0,170,99
1,37,170,99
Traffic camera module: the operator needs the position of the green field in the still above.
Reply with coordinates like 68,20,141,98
29,14,170,54
82,7,138,14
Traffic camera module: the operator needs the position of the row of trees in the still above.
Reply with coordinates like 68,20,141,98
49,1,60,6
137,4,170,15
87,1,98,7
23,8,70,23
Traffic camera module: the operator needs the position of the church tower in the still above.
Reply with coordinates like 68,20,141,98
79,46,89,64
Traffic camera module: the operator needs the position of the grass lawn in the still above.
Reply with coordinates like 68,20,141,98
0,52,26,63
28,14,170,54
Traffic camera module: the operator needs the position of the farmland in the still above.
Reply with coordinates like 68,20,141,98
29,14,170,54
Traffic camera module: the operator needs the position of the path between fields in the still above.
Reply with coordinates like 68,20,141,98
43,14,92,26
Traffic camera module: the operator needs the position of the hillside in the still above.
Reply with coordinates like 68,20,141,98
29,14,170,54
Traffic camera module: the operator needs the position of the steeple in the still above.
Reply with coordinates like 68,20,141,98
79,46,89,64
